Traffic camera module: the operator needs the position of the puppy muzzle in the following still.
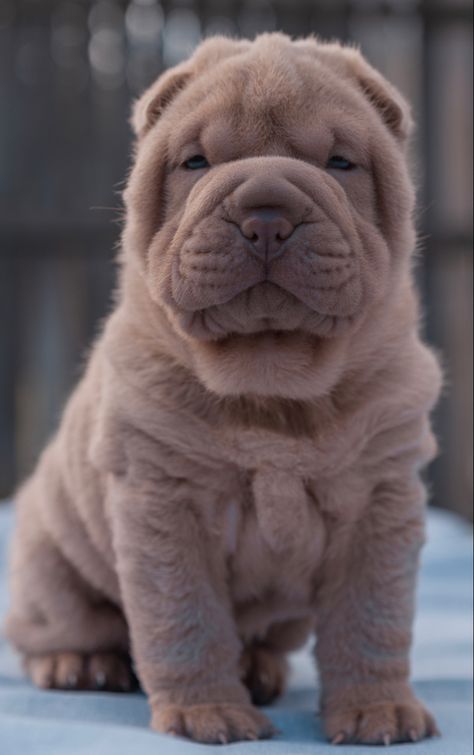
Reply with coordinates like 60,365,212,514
162,156,364,333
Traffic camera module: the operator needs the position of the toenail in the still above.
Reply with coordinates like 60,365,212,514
383,733,391,746
409,728,418,742
217,732,228,744
65,673,78,687
331,732,345,745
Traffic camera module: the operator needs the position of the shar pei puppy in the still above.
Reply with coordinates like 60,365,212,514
6,33,442,746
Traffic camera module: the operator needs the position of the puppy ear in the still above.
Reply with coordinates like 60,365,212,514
312,42,413,141
131,64,192,138
345,49,413,141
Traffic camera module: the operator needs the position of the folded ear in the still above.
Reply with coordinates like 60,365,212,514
131,62,192,138
303,41,413,141
342,47,414,141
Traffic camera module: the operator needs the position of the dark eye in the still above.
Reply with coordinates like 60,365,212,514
327,155,355,171
183,154,209,170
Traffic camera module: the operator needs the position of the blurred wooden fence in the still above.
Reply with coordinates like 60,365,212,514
0,0,472,519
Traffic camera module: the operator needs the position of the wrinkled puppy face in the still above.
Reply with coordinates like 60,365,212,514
124,35,415,399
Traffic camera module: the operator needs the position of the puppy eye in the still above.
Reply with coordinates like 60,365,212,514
183,155,209,170
326,155,355,171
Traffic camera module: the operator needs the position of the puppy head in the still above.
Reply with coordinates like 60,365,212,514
123,34,416,399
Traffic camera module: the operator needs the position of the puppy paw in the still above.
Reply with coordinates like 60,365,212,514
324,698,440,746
24,651,137,692
152,702,276,744
240,644,288,705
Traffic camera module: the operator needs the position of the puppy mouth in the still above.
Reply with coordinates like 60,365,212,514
159,173,366,342
166,215,363,338
172,280,358,342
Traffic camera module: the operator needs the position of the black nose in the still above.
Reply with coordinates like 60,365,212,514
239,208,295,263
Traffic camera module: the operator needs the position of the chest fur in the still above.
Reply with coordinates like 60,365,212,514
227,470,328,605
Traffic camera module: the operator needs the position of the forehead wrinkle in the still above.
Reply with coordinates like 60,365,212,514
201,117,243,161
167,49,317,148
166,77,263,156
225,51,363,148
167,107,278,164
167,46,375,163
291,54,373,123
201,93,288,157
243,71,303,136
333,121,371,160
167,115,202,155
285,123,333,162
207,47,306,129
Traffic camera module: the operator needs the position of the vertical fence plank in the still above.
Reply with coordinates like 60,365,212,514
0,257,18,496
423,7,473,519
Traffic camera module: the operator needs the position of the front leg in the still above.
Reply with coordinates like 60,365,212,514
316,476,439,746
110,462,274,744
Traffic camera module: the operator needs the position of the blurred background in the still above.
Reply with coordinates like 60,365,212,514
0,0,472,519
